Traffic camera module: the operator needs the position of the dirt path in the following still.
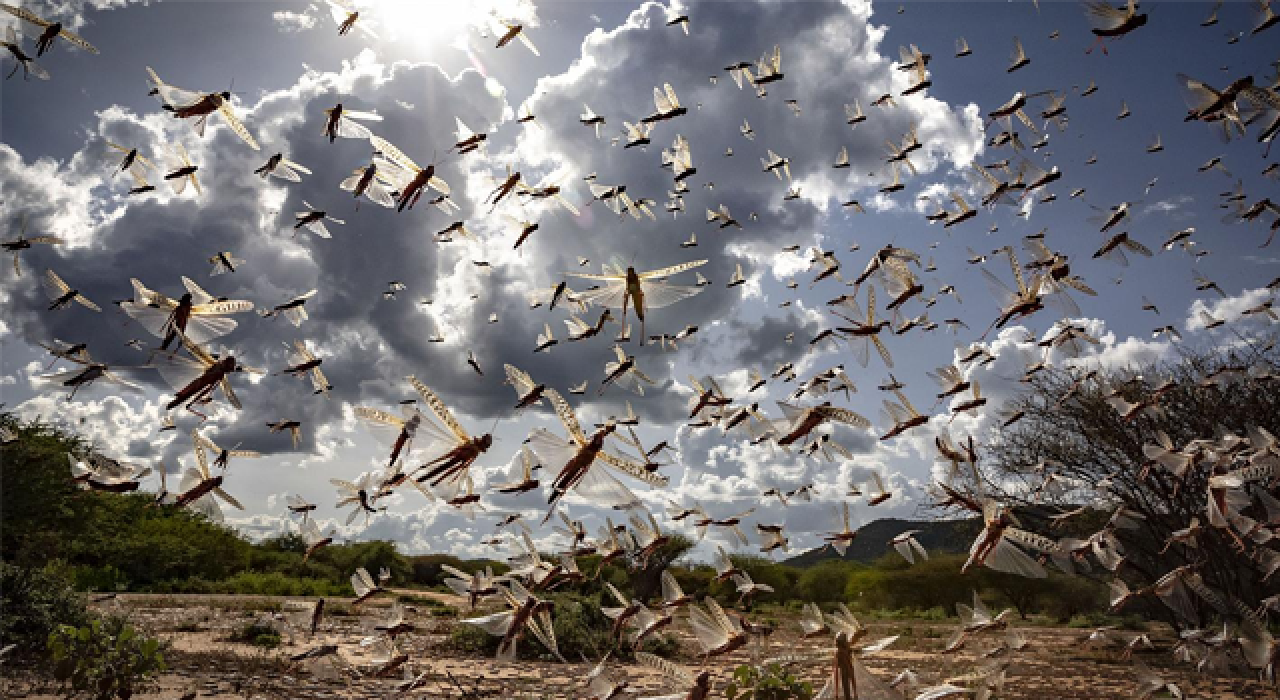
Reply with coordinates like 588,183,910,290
4,596,1274,699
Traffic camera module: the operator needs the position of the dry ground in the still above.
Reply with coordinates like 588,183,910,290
2,591,1274,699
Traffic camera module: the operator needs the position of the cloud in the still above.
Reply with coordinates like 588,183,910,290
272,9,318,34
12,0,1269,563
1186,287,1275,331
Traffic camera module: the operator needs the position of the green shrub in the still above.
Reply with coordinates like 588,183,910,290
213,570,346,597
724,662,814,700
544,591,614,661
48,615,167,699
0,560,90,656
226,619,282,649
449,591,673,662
637,632,681,659
448,621,499,655
72,565,127,593
796,561,854,604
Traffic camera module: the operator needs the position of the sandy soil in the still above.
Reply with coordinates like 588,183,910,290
2,592,1274,699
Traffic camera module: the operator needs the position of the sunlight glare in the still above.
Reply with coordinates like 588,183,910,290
365,0,537,46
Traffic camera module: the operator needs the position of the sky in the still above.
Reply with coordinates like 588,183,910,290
1,0,1277,561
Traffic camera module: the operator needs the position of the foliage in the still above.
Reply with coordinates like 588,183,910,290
724,662,814,700
0,412,413,597
628,534,697,601
0,560,90,656
796,561,856,603
212,571,350,597
448,590,681,662
2,411,1119,649
226,619,282,649
979,342,1280,629
47,615,167,700
407,553,508,587
543,591,614,660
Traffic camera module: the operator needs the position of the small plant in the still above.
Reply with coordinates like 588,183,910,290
227,619,282,649
48,615,166,700
448,621,498,655
1,561,91,657
724,662,814,700
637,632,681,659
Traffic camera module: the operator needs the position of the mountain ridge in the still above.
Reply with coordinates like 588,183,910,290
782,516,983,567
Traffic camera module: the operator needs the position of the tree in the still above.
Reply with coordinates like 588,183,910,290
970,340,1280,630
796,561,854,604
631,534,696,602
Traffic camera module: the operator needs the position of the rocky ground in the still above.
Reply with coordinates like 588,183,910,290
2,592,1273,699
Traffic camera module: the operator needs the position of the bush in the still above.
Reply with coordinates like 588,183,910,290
637,632,682,659
226,619,282,649
48,615,167,699
0,560,90,656
545,592,614,661
213,570,347,597
448,621,499,656
72,565,128,594
796,561,854,604
724,662,814,700
448,591,678,662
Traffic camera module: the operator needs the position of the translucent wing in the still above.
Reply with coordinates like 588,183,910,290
516,31,539,56
145,67,205,108
42,268,70,296
653,86,673,113
815,405,871,428
527,428,580,470
503,364,536,394
1,3,51,27
369,136,421,173
638,260,708,279
687,602,730,653
571,283,628,310
639,280,703,309
187,493,223,521
981,267,1018,307
182,315,239,346
848,335,871,368
545,388,587,444
598,450,668,487
985,536,1048,578
409,376,469,442
637,652,696,688
335,116,374,139
573,465,642,510
215,487,244,511
216,103,260,150
218,377,241,409
150,353,208,391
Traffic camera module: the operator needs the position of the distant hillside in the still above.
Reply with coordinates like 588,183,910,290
784,516,983,567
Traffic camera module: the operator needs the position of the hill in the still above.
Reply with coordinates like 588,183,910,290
783,516,983,567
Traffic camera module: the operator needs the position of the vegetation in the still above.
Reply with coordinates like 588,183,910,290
0,560,91,657
0,411,1121,626
48,615,167,700
724,662,815,700
0,413,412,596
976,342,1280,630
447,589,680,661
226,619,282,649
